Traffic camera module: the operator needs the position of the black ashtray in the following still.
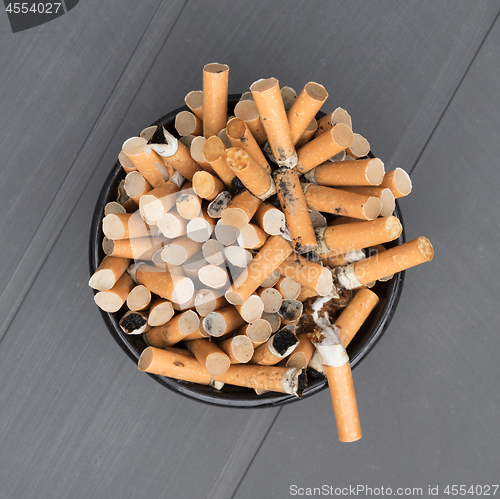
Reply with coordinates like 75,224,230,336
89,95,405,408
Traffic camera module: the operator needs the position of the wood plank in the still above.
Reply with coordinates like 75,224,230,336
233,13,500,499
0,0,187,339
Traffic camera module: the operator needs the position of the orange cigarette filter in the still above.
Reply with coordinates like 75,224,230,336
379,168,412,198
218,334,254,364
284,333,315,368
89,255,130,291
175,182,202,220
274,167,317,253
225,235,293,305
102,236,167,261
145,309,201,348
250,78,297,168
192,170,224,200
221,189,262,230
189,136,215,173
122,137,169,188
202,305,247,337
184,90,204,120
251,327,299,366
163,140,202,181
102,212,153,240
274,276,301,300
139,181,180,222
287,82,328,145
334,288,379,347
296,124,354,174
295,118,318,149
234,100,268,146
278,255,333,296
136,264,194,305
318,216,402,254
337,237,434,289
188,339,230,377
203,136,236,187
320,248,366,268
252,202,286,236
307,158,385,187
315,107,352,137
226,117,271,172
148,297,175,326
118,151,137,174
124,171,152,204
237,223,268,250
303,184,382,221
224,147,275,199
203,63,229,138
93,272,134,313
341,186,395,217
175,110,203,137
346,133,370,159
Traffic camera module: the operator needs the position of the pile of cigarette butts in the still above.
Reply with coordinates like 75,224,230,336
89,63,434,442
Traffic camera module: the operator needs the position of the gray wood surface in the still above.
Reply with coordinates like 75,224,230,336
0,1,499,498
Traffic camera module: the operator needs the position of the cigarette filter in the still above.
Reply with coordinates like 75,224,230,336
234,100,268,146
203,135,235,187
237,223,268,250
118,150,137,174
175,110,203,137
341,186,395,217
139,181,180,222
184,90,204,120
252,202,286,236
119,310,150,335
89,255,130,291
315,107,352,137
144,309,201,348
259,312,281,334
175,183,202,220
274,276,301,300
148,298,175,326
281,86,297,111
295,119,318,149
161,236,202,266
251,326,299,365
256,287,283,313
157,210,187,239
126,284,151,311
124,171,152,204
237,319,273,345
279,255,333,296
284,333,315,369
218,334,254,364
221,189,263,230
192,170,224,200
186,207,215,243
306,158,385,187
345,133,370,159
235,294,265,323
203,63,229,138
198,264,229,290
203,305,247,337
278,299,303,326
194,289,228,317
94,272,134,313
379,168,412,198
102,236,167,261
102,212,153,240
187,338,230,377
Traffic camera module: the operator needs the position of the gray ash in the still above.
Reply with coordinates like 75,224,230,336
148,125,167,144
297,370,307,397
272,329,298,355
120,313,146,333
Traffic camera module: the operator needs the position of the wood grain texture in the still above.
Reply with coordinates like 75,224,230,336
233,14,500,499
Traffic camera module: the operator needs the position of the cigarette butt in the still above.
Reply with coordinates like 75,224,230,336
260,268,281,288
306,158,385,187
256,287,283,313
237,319,273,346
218,128,232,149
278,299,303,325
186,207,215,242
202,239,226,266
337,236,434,289
116,180,138,212
334,288,379,347
139,181,180,222
161,137,202,181
252,202,286,236
274,276,301,300
235,294,265,323
280,86,296,111
176,182,202,220
136,264,194,304
148,298,175,326
214,219,239,245
138,347,306,396
172,294,197,312
190,136,216,174
181,251,207,279
279,255,333,296
157,210,187,239
102,212,152,240
224,147,276,199
119,310,150,335
192,170,224,200
102,237,167,261
207,190,233,219
379,168,412,198
175,110,202,136
203,136,236,187
239,91,254,102
194,289,228,317
250,78,297,168
226,117,271,173
198,264,229,289
89,256,130,291
124,171,152,204
118,150,137,174
260,312,281,334
309,210,328,228
187,338,230,376
161,236,202,266
341,186,395,217
237,223,268,250
145,309,201,348
223,245,252,268
203,63,229,138
225,236,293,305
185,90,204,121
315,107,352,137
94,272,134,313
251,326,299,365
203,305,247,337
274,167,317,253
317,216,402,254
297,286,318,302
295,118,318,149
234,100,267,146
104,202,126,217
346,133,370,159
126,284,151,311
218,334,254,364
365,244,393,281
221,189,263,230
284,333,315,368
320,249,366,268
287,82,328,145
323,363,362,442
303,184,382,221
122,137,169,188
296,124,354,174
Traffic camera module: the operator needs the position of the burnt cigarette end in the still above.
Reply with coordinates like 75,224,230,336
230,176,246,194
297,369,307,398
120,313,147,334
306,366,325,380
148,125,167,144
279,300,303,323
273,329,298,355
